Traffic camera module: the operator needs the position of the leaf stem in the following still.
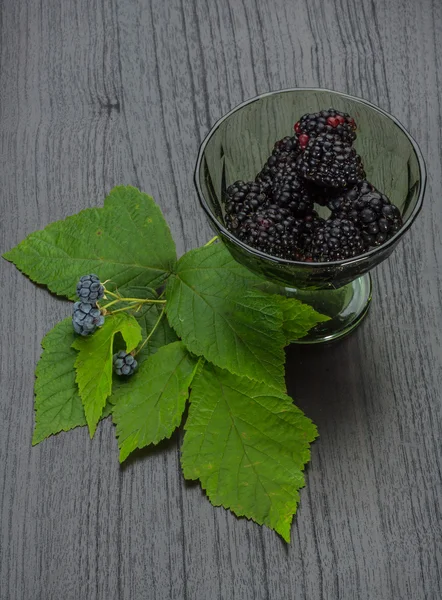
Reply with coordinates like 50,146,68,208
104,285,159,299
106,305,139,315
121,297,166,304
204,236,218,247
135,306,166,355
100,298,124,310
101,297,166,310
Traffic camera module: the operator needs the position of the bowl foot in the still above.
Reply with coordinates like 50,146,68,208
283,273,372,344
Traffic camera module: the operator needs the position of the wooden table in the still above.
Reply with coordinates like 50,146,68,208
1,1,441,598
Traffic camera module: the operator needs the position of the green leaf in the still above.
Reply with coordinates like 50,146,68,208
33,318,113,445
33,319,87,444
3,186,176,299
166,243,286,390
181,363,318,542
271,296,330,342
101,402,114,419
72,313,142,437
112,342,198,462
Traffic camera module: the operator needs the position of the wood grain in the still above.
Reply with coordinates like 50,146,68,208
1,0,441,598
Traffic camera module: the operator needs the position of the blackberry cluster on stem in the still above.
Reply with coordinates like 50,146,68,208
222,106,403,262
70,275,168,378
72,274,105,336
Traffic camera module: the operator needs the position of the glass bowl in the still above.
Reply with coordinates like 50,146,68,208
194,89,426,343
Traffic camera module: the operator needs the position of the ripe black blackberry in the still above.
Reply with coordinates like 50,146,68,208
327,180,375,214
271,171,314,217
233,206,299,258
231,205,324,260
294,109,357,144
224,181,269,231
255,136,301,190
329,182,403,247
299,212,327,250
309,218,365,261
296,133,365,189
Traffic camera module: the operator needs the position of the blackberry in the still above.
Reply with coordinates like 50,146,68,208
224,180,269,230
255,136,301,190
327,180,375,214
254,136,314,217
309,218,365,261
298,212,327,250
329,182,403,247
294,109,357,144
113,350,138,377
232,206,301,258
231,205,323,260
296,133,365,189
72,301,105,336
271,171,314,217
76,274,104,303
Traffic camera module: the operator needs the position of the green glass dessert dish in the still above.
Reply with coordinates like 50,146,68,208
194,89,426,343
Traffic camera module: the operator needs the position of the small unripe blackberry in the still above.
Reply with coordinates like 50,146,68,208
72,302,104,336
113,350,138,377
76,274,104,304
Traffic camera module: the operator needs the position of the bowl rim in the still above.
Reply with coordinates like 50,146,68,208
194,87,427,268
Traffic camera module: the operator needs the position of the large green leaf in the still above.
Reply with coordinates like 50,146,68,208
72,313,142,437
112,342,198,461
33,318,112,445
181,363,318,542
166,243,286,390
271,296,330,342
3,186,176,299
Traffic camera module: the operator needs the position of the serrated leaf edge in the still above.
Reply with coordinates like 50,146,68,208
181,365,318,542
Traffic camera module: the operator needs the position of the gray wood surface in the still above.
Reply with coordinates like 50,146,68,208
1,0,441,598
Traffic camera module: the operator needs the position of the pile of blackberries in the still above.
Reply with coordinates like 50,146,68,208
223,109,403,261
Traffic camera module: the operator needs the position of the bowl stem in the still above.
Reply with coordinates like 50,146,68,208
282,273,372,343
